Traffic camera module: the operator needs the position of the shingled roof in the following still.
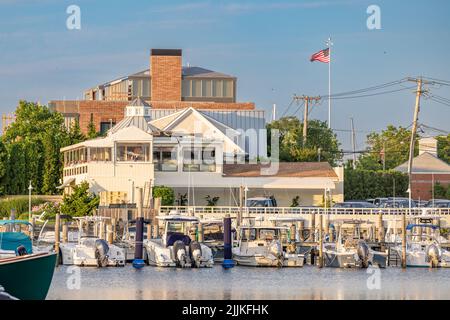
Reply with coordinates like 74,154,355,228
223,162,338,178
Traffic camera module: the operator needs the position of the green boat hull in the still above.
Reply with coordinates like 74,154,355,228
0,253,57,300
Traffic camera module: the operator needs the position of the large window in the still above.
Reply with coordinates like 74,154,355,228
116,143,150,162
64,148,88,166
182,147,216,172
90,147,111,162
100,122,115,134
182,79,234,99
153,146,178,171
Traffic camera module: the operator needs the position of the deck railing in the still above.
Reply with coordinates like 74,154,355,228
159,206,450,216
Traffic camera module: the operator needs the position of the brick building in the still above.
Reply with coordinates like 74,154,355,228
49,49,256,135
395,137,450,200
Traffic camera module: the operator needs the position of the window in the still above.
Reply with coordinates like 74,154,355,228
202,80,212,97
100,122,115,134
153,146,178,171
182,146,216,172
116,144,150,162
182,79,191,97
90,148,111,162
192,80,201,97
223,80,233,97
213,80,223,97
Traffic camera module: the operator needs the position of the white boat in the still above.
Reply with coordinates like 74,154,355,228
232,225,287,267
59,217,126,267
323,220,387,268
268,217,307,267
391,223,450,268
143,215,214,268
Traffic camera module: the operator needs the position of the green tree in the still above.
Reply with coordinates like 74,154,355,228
67,119,86,145
267,117,341,166
87,115,99,139
60,181,99,217
2,101,70,195
0,140,8,195
153,186,175,206
344,168,409,200
437,134,450,165
357,125,417,171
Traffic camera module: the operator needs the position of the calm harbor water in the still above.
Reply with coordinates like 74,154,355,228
47,265,450,300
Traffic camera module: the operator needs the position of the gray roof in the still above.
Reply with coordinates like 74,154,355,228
109,116,160,135
127,66,234,79
128,96,151,107
395,152,450,173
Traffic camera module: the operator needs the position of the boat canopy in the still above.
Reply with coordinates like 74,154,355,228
406,224,440,230
0,220,32,226
157,215,199,222
0,232,32,253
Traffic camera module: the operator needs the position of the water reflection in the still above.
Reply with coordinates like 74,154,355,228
47,265,450,300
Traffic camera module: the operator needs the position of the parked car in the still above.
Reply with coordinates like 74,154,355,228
373,197,389,207
246,197,277,207
381,199,417,208
333,201,377,208
425,199,450,208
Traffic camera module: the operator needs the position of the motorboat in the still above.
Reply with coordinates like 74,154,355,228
268,217,307,267
194,218,226,263
391,223,450,268
116,219,150,262
0,252,57,300
323,220,387,268
232,225,286,267
58,216,126,267
143,215,214,268
0,220,51,258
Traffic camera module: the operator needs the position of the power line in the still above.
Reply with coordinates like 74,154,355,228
280,98,295,118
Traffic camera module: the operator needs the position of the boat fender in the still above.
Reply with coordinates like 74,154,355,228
95,239,110,268
189,241,202,267
16,245,28,256
173,240,188,267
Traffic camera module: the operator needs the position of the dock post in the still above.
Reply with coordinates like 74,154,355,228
318,214,323,268
377,212,385,243
222,214,235,269
289,224,296,242
133,187,145,269
197,222,204,242
55,213,60,266
107,223,113,244
323,216,329,240
298,220,305,242
111,218,117,242
401,212,407,268
310,211,316,241
62,222,68,243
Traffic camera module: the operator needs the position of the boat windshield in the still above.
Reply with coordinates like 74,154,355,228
240,228,257,241
167,221,185,234
259,229,278,241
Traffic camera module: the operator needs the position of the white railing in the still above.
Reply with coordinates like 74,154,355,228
159,206,450,216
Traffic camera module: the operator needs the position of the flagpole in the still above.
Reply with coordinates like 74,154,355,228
327,37,332,129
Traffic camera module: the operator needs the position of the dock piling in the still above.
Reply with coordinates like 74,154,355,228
318,214,323,268
222,214,234,269
55,213,60,266
133,187,145,269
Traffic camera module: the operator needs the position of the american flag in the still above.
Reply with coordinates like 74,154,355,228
310,48,330,63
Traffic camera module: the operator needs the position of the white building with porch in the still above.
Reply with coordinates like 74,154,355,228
60,98,344,207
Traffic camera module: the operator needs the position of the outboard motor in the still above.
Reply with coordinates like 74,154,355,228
16,245,28,256
95,239,110,268
269,240,284,267
357,241,370,268
427,243,441,268
189,241,203,268
173,240,190,268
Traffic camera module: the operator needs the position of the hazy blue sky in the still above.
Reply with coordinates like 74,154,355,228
1,0,449,151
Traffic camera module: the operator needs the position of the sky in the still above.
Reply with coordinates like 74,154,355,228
0,0,449,152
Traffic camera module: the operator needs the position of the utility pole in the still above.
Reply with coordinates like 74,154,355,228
293,95,321,145
272,103,277,122
350,118,357,169
402,77,426,268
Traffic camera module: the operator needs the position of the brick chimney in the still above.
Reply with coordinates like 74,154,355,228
150,49,182,101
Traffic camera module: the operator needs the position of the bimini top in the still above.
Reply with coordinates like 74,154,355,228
156,215,199,222
0,220,32,226
406,224,440,230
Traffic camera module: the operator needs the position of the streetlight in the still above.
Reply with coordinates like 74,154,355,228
28,181,33,222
